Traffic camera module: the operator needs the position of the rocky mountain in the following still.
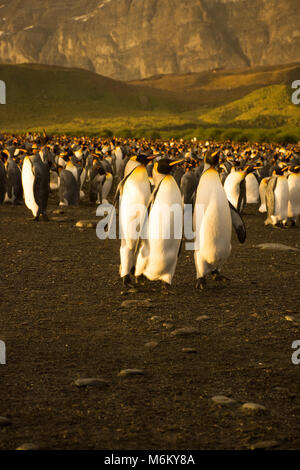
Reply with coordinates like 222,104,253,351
0,0,299,81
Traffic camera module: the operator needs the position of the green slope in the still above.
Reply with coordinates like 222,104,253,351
0,62,299,142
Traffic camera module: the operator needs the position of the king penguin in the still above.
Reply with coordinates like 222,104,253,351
287,165,300,226
245,168,260,204
0,157,7,204
4,151,23,205
58,158,81,206
135,158,184,288
224,164,247,213
21,152,50,220
265,166,289,227
258,177,270,213
193,150,246,289
116,154,152,287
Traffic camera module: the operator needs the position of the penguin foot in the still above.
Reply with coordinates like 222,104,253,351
122,274,134,287
135,274,147,286
195,277,206,290
211,270,229,282
161,281,172,295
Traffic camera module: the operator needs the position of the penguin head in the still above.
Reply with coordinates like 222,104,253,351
290,165,300,174
204,149,220,168
131,153,149,166
154,158,184,175
273,166,285,176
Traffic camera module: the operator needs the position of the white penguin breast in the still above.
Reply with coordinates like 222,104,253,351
22,158,39,216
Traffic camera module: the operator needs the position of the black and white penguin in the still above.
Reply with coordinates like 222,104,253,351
193,150,246,289
0,157,7,204
287,165,300,226
116,154,152,286
258,177,270,213
135,158,183,288
21,152,50,220
265,166,289,227
58,159,82,206
4,151,23,205
223,164,247,213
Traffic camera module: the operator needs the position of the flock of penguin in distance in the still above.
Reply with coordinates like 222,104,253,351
0,131,300,290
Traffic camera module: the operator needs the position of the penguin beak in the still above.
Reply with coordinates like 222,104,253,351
169,159,184,166
147,155,156,160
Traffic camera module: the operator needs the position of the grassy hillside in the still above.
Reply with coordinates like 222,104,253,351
0,62,299,142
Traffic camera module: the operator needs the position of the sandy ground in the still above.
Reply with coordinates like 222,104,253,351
0,192,300,450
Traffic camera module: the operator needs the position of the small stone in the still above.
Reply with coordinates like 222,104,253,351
274,387,289,393
121,299,153,308
182,348,197,353
150,316,163,321
145,341,159,350
241,402,266,413
0,416,12,427
170,327,200,336
127,288,138,294
255,243,300,252
16,443,40,450
162,322,173,329
119,369,144,377
285,315,295,322
196,315,210,321
52,209,64,215
75,220,97,228
52,216,70,222
51,257,64,262
211,395,236,405
74,378,109,388
250,440,280,450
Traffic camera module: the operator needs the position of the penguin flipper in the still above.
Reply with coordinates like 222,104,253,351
237,178,246,213
229,201,246,244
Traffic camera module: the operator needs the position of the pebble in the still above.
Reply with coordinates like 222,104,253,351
121,299,153,308
51,257,64,262
255,243,300,252
144,341,159,350
74,378,109,388
16,443,40,450
250,440,280,450
75,220,98,228
170,327,200,336
285,315,296,322
196,315,210,321
0,416,12,427
52,209,64,215
241,402,266,413
162,322,174,329
182,348,197,353
150,316,163,322
211,395,236,405
119,369,144,377
52,216,71,222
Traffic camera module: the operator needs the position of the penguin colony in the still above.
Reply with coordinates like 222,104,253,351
1,132,299,290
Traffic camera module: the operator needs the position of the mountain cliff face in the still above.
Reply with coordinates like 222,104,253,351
0,0,299,81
